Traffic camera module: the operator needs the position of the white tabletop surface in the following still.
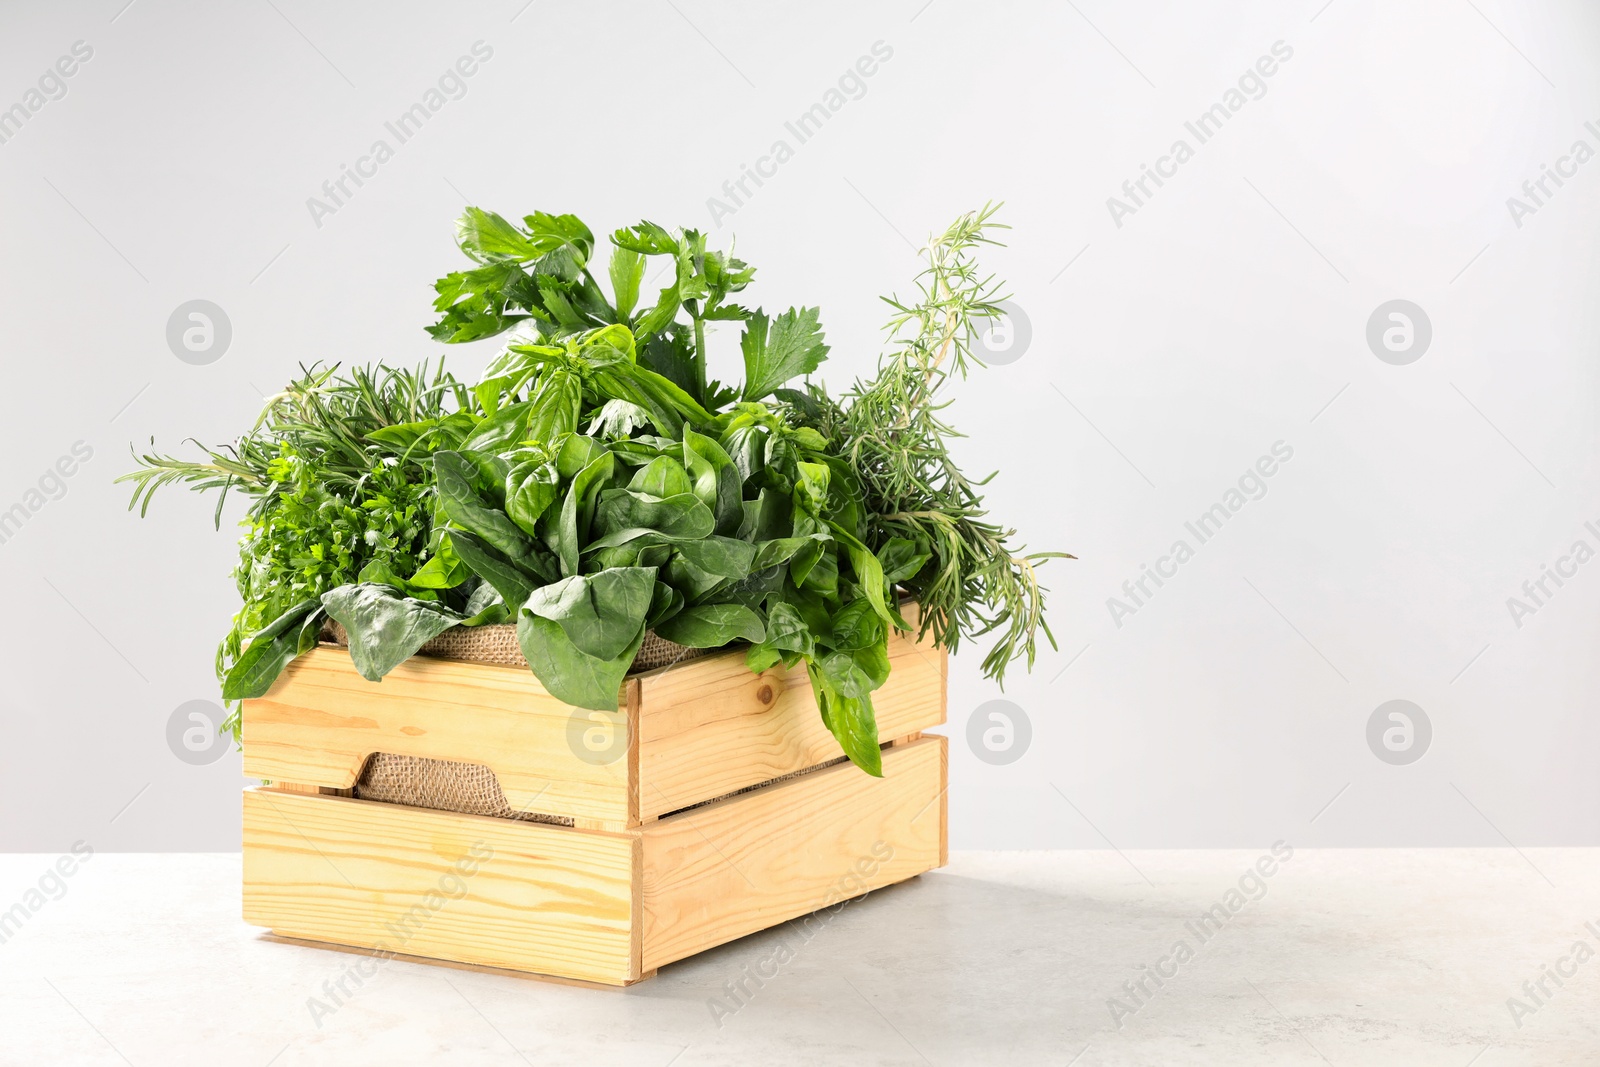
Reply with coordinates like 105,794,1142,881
0,849,1595,1065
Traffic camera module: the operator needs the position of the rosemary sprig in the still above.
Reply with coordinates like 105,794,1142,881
839,203,1071,682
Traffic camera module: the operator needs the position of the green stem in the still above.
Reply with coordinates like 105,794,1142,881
692,315,708,403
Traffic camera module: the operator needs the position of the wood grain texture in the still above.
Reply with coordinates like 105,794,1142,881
635,626,946,818
639,735,947,971
242,649,636,825
242,788,639,985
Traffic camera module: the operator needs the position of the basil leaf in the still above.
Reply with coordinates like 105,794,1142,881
672,536,756,581
407,533,470,590
526,369,582,444
591,489,714,547
877,536,932,585
629,456,694,500
828,600,884,652
807,662,882,777
460,400,533,454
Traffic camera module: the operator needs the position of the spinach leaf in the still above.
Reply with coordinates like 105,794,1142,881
521,567,656,661
460,581,509,626
436,451,536,562
322,583,466,682
516,610,644,711
505,458,561,537
448,529,541,612
220,599,323,700
653,603,766,648
558,451,616,577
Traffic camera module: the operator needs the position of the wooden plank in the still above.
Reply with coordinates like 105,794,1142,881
242,649,635,826
635,627,946,818
260,934,656,989
242,788,638,985
639,736,946,972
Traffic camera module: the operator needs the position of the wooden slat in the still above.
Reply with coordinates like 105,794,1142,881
635,626,946,818
242,788,639,985
639,735,946,972
242,649,635,826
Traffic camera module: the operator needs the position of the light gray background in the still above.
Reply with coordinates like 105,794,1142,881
2,0,1596,852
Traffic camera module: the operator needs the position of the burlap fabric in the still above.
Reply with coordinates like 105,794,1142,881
320,620,711,673
317,620,714,819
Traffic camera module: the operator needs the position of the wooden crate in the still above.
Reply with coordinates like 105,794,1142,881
240,622,948,985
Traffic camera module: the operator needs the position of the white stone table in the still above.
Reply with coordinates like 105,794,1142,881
1,849,1595,1065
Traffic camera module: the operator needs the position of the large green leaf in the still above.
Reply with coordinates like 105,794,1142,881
672,536,756,581
321,583,466,682
558,451,617,578
436,451,535,563
459,401,533,453
448,529,541,612
653,603,766,648
406,532,470,590
220,600,322,700
590,489,714,547
521,567,656,661
807,661,882,777
505,458,561,537
628,456,694,500
516,611,644,711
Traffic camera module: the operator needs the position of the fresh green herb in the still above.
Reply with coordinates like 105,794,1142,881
124,205,1067,775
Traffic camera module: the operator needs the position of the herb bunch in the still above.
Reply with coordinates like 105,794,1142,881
829,204,1070,680
123,205,1067,774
